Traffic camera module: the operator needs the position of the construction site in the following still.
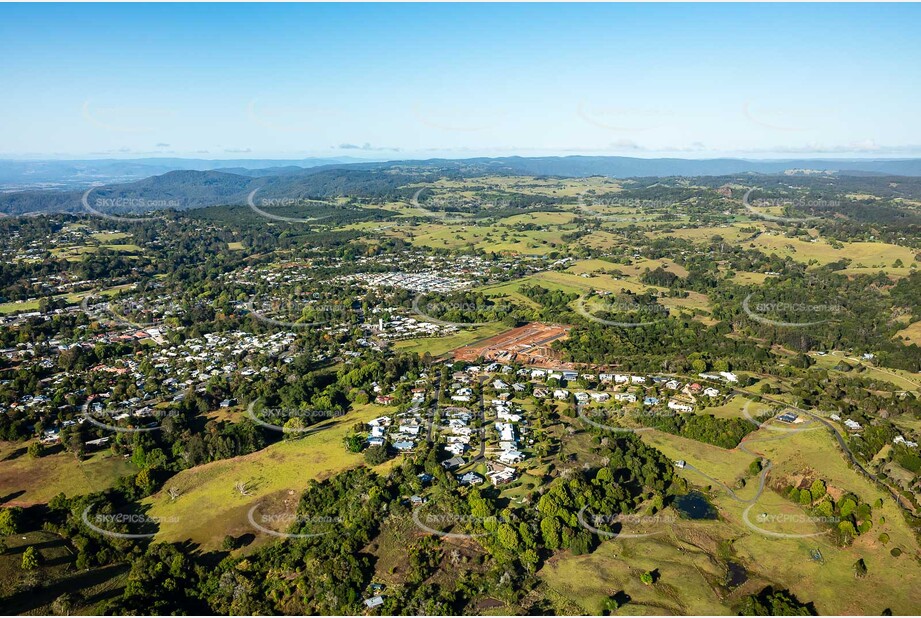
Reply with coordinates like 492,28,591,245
451,322,574,368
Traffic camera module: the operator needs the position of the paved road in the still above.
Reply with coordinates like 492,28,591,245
470,375,488,464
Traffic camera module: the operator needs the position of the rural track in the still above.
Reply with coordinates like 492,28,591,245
686,374,918,516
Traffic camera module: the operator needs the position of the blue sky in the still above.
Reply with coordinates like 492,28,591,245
2,3,919,160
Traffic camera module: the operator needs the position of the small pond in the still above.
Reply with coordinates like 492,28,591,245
726,561,748,588
674,491,718,520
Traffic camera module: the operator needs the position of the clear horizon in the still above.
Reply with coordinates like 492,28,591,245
2,3,920,159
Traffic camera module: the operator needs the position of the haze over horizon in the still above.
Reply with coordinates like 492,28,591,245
2,3,920,161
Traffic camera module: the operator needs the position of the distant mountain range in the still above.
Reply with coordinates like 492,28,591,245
0,157,370,189
3,155,921,216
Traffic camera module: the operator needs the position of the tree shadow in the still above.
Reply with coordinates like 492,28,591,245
1,563,130,615
1,446,27,462
0,489,26,504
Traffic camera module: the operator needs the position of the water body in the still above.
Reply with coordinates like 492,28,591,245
674,491,718,520
726,561,748,589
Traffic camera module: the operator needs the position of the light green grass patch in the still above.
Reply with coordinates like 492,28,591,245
0,440,136,505
142,403,398,550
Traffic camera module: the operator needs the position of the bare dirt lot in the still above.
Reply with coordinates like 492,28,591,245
452,322,572,367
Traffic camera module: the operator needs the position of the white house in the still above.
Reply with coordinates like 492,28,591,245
497,409,521,422
458,472,483,485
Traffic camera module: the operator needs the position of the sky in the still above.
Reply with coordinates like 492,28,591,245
1,2,920,160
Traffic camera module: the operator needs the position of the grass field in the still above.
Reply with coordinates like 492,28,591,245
396,222,572,255
723,427,921,615
49,241,143,262
90,231,132,242
480,269,665,298
641,429,755,490
652,223,755,243
393,321,511,357
895,320,921,345
565,257,689,279
808,353,921,393
618,422,921,615
0,283,135,315
750,234,917,269
142,403,398,550
696,395,760,420
0,530,130,615
539,523,736,615
0,441,135,506
731,271,772,285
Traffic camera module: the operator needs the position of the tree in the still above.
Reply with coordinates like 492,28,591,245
135,467,156,494
28,442,44,459
603,596,621,612
0,506,23,534
364,445,389,466
52,592,82,616
497,523,520,550
21,546,40,571
343,434,363,453
283,417,304,437
809,479,826,501
540,516,562,549
853,558,868,579
838,498,857,518
640,571,655,585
